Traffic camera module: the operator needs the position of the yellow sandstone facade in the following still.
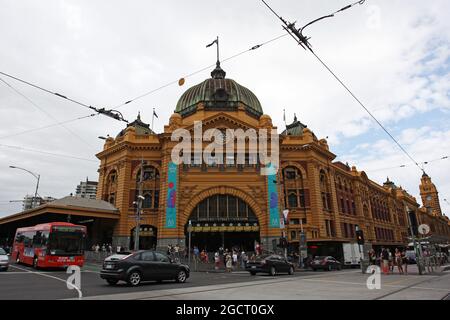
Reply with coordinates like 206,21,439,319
95,63,450,255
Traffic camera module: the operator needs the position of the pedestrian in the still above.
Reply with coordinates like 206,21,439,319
214,252,220,270
395,248,403,274
193,246,199,262
424,249,434,273
226,254,232,272
232,251,238,268
369,249,376,265
381,247,389,274
401,250,408,275
388,249,394,273
241,251,248,269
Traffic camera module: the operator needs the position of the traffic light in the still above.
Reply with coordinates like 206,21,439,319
356,230,364,245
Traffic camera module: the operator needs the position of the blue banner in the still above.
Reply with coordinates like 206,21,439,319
165,162,178,228
267,164,280,228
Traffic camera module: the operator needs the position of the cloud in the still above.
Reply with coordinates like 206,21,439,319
343,126,450,215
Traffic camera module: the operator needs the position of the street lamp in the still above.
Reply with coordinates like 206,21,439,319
9,166,40,209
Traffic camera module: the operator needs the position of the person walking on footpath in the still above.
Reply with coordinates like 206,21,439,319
241,251,248,269
226,254,233,272
395,248,403,274
214,252,220,270
401,250,408,275
232,251,238,269
381,247,389,274
388,249,394,273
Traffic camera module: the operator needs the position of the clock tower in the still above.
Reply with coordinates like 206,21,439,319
419,172,442,216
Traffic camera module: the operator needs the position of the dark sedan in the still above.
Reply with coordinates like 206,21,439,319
310,256,342,271
245,254,295,276
100,250,190,286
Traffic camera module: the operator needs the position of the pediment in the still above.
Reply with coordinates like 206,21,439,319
183,112,257,133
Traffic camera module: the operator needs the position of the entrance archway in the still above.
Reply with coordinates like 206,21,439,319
185,194,260,252
130,225,157,250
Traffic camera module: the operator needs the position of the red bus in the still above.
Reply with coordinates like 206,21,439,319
12,222,86,269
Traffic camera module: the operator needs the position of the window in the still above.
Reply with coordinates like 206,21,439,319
140,251,155,261
154,191,159,208
191,195,257,222
285,168,297,180
288,191,298,208
143,192,152,208
340,198,345,213
155,252,169,262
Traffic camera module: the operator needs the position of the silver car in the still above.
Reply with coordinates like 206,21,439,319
0,248,9,271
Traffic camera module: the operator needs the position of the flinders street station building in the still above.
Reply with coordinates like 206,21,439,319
1,62,449,257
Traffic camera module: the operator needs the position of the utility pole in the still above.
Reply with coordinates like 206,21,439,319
405,203,422,275
134,158,145,251
188,220,192,266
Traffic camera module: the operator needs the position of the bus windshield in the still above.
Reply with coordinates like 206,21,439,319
48,230,85,256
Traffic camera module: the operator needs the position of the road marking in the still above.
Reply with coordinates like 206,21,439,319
9,264,82,299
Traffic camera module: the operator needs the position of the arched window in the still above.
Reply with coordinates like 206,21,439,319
288,192,298,208
104,170,118,205
143,192,152,208
190,195,257,223
282,166,308,209
320,170,332,211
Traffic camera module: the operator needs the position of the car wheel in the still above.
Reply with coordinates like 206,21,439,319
107,279,119,286
328,265,332,271
269,266,276,276
176,270,187,283
127,271,142,286
33,257,39,269
250,271,256,276
288,266,294,275
313,268,317,271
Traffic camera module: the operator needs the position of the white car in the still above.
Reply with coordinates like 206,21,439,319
0,248,9,271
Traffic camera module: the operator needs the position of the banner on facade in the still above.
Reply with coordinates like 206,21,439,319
165,162,178,228
267,163,280,228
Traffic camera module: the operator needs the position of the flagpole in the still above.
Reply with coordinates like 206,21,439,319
216,36,219,63
152,108,155,131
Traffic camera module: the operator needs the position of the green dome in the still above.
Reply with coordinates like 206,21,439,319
175,63,263,117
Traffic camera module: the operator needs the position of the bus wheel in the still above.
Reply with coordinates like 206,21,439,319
16,254,20,264
33,257,39,269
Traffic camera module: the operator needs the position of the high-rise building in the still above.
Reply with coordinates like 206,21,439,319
75,178,98,200
22,195,56,211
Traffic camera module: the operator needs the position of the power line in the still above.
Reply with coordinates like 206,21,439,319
0,76,97,149
0,70,128,123
0,143,97,162
365,156,449,173
115,33,289,109
261,0,425,174
0,114,98,140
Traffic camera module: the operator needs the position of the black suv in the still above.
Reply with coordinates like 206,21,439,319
100,250,190,286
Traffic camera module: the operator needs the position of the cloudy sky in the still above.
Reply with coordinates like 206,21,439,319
0,0,449,218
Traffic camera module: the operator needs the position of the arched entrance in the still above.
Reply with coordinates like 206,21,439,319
185,194,260,252
130,225,157,250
